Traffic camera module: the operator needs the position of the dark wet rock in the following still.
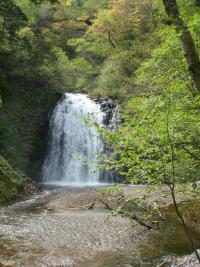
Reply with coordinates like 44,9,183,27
98,99,122,130
93,98,123,183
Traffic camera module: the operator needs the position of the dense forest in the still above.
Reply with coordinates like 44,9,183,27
0,0,200,265
0,0,199,198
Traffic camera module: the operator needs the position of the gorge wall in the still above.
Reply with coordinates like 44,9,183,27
0,80,61,179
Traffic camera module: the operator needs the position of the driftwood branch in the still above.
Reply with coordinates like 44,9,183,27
156,259,169,267
157,208,166,222
132,213,153,230
98,198,113,210
84,201,95,210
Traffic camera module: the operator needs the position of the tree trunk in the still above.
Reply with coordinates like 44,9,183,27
162,0,200,93
195,0,200,7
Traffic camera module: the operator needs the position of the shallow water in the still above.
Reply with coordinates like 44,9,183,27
0,187,199,267
0,188,139,267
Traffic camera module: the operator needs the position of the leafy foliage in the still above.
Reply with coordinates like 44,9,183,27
99,94,200,185
0,0,199,212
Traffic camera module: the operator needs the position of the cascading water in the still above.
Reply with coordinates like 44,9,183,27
42,93,105,186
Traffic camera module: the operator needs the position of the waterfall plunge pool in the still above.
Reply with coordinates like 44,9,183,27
42,181,114,187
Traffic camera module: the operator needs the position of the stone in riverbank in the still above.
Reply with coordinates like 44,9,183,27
159,251,200,267
181,200,200,234
172,251,200,267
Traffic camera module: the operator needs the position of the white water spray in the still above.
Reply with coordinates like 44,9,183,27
42,93,105,186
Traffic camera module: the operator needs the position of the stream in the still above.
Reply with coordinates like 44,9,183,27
0,186,199,267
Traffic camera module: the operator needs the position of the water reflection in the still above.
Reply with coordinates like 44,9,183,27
137,205,200,262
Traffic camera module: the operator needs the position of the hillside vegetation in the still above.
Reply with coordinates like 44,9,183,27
0,0,199,205
0,155,36,202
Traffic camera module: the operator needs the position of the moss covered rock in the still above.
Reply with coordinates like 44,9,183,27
181,200,200,234
0,155,36,203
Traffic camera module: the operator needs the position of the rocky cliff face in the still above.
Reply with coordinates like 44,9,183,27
94,98,121,129
93,98,123,183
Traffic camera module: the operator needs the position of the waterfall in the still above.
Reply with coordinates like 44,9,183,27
42,93,105,186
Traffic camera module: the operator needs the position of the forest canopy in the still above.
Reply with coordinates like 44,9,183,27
0,0,199,199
